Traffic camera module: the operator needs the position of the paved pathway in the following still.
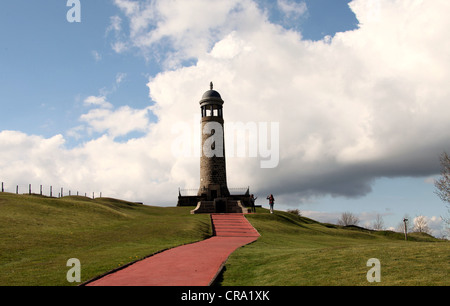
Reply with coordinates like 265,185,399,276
85,214,259,286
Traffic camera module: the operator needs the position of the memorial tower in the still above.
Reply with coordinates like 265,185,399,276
177,83,250,214
197,82,230,200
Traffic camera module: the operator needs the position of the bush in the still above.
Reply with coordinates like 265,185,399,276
287,209,302,217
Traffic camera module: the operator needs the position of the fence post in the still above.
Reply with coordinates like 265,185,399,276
1,182,3,192
403,218,408,241
29,184,31,195
61,187,63,198
16,185,18,194
50,186,52,197
40,185,43,196
69,190,71,196
92,192,94,199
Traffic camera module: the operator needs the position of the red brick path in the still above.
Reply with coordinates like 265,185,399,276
85,214,259,286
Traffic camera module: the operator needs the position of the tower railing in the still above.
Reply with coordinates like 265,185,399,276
178,187,249,196
178,188,198,196
229,187,249,195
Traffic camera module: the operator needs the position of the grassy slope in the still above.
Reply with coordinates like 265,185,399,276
0,193,211,286
220,209,449,286
1,193,448,286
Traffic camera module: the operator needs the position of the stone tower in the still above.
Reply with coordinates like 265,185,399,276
177,83,250,214
197,82,230,200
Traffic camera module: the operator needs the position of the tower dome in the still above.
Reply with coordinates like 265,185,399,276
200,82,224,105
201,89,222,99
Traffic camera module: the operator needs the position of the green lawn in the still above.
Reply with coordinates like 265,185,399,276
0,193,211,286
1,193,448,286
219,209,449,286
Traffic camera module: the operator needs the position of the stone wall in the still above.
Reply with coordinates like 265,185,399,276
198,116,229,197
190,198,250,214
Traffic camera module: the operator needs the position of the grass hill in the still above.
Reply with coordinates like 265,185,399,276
0,193,210,286
219,211,449,286
0,193,448,286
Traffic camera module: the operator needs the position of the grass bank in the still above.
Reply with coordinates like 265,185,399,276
219,209,449,286
0,193,211,286
1,193,448,286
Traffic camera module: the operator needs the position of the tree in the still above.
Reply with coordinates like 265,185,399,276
434,151,450,226
287,209,302,217
337,212,359,226
413,215,432,234
372,214,385,230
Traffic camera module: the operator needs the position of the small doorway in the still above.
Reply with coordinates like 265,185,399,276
215,199,226,213
210,190,217,200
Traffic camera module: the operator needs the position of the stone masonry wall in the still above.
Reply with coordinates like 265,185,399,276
198,116,229,197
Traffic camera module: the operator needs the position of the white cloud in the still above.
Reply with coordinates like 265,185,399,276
277,0,307,17
80,106,151,138
107,15,128,53
209,31,251,59
83,96,113,109
107,15,122,33
2,0,450,208
111,0,263,67
115,72,127,85
75,93,150,140
112,41,128,53
114,0,140,17
0,130,176,203
66,125,85,140
92,50,102,62
424,176,438,185
142,0,450,201
0,131,67,187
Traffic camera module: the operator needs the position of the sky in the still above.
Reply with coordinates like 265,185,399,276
1,0,449,237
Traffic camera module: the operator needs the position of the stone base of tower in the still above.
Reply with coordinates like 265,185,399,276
190,198,250,214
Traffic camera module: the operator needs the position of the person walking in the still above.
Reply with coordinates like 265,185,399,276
266,194,274,214
250,194,257,213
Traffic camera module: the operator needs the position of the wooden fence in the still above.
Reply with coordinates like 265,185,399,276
1,181,102,199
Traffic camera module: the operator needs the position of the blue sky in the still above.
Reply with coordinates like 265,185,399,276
0,1,154,142
1,0,449,237
1,0,358,140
